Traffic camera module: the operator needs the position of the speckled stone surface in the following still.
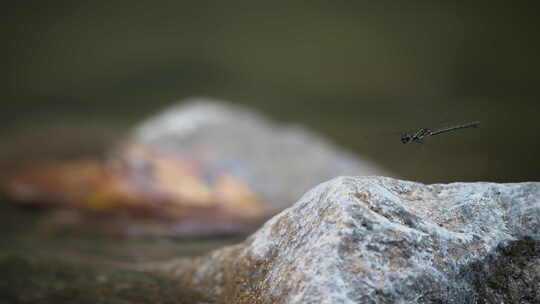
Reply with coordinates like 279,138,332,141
166,176,540,303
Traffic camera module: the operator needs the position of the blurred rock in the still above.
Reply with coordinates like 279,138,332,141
122,98,386,212
2,98,386,236
167,176,540,303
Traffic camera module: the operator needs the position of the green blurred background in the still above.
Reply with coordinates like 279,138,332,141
3,1,540,183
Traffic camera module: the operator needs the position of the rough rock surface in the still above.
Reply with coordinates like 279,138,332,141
164,176,540,303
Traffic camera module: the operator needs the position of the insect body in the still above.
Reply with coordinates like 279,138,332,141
400,121,480,144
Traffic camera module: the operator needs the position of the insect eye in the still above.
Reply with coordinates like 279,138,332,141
400,134,410,144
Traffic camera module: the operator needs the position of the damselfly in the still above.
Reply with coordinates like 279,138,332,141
400,121,480,144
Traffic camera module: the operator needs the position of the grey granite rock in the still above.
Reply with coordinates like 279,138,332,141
165,176,540,303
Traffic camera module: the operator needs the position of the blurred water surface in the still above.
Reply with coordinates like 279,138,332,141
4,1,540,183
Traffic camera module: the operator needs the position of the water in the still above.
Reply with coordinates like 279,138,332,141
0,201,243,302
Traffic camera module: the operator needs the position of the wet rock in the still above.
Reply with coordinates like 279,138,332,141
168,176,540,303
2,98,386,236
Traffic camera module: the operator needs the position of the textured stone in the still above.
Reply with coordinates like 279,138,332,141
166,176,540,303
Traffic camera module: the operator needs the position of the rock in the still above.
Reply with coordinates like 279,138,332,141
2,98,387,236
166,176,540,303
122,98,386,212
